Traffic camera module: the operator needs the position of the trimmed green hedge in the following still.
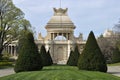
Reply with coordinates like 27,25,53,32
78,31,107,72
0,62,13,66
14,32,43,73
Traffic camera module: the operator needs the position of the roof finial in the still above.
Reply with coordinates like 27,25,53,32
60,0,61,8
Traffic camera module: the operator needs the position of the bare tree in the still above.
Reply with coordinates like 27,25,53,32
97,35,115,63
113,20,120,33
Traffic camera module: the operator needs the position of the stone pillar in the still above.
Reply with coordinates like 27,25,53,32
10,45,14,56
57,33,59,36
9,46,12,56
54,33,57,39
67,33,69,40
62,33,64,40
68,33,70,40
12,46,15,56
51,33,53,40
6,46,8,53
68,40,70,58
57,33,59,40
14,46,17,56
53,33,54,40
8,46,9,54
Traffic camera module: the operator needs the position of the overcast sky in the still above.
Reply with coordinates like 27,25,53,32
13,0,120,39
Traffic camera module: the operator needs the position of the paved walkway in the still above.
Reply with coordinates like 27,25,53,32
107,66,120,77
0,68,15,77
0,66,120,77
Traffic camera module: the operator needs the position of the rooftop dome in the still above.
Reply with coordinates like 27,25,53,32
45,8,75,29
103,29,114,37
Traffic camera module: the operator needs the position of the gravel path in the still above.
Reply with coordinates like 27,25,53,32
0,68,15,77
107,66,120,77
0,66,120,77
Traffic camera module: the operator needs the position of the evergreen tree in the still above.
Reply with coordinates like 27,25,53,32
14,32,43,73
67,46,80,66
47,50,53,65
67,50,74,65
78,31,107,72
112,47,120,63
40,45,53,66
40,45,47,66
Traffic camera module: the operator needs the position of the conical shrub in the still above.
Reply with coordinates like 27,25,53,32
78,31,107,72
67,46,80,66
40,45,53,66
67,50,74,65
46,50,53,65
14,32,43,73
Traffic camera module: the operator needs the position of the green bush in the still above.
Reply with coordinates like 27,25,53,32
40,45,53,66
14,32,43,73
78,31,107,72
67,46,80,66
0,54,3,60
46,50,53,65
0,61,13,66
2,51,11,61
67,50,74,65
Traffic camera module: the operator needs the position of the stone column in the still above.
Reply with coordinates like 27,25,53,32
8,46,9,54
14,46,17,56
9,46,12,56
67,33,69,40
57,33,59,36
51,33,53,40
62,33,64,40
12,46,15,56
53,33,54,40
57,33,59,40
5,46,8,53
68,33,70,40
54,33,57,39
10,45,14,56
68,40,70,58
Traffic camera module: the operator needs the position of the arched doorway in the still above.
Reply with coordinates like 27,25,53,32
56,47,64,64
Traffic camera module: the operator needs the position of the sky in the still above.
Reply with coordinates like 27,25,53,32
13,0,120,39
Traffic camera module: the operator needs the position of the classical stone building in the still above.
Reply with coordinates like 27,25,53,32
4,40,18,59
35,8,85,64
4,8,86,64
103,29,115,38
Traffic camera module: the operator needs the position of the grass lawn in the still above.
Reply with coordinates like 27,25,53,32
0,65,120,80
108,62,120,66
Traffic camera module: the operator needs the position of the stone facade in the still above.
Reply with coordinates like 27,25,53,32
103,29,115,38
3,40,18,59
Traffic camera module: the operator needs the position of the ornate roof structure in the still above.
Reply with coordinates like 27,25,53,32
45,8,75,29
103,29,114,37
